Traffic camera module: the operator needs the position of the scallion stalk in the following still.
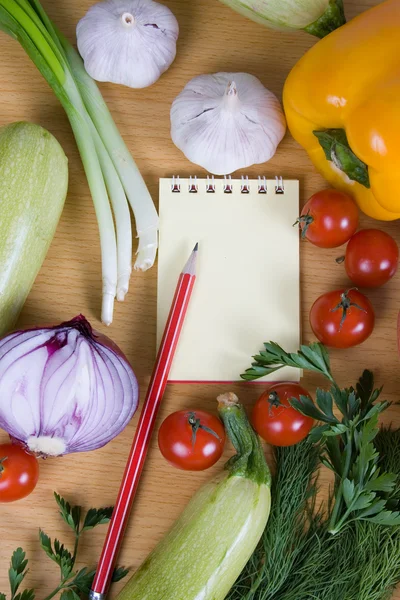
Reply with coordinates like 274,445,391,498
61,41,159,271
0,0,159,323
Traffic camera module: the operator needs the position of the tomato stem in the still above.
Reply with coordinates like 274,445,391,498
0,456,7,475
267,391,284,416
330,288,367,331
187,412,221,448
335,255,345,264
293,210,314,239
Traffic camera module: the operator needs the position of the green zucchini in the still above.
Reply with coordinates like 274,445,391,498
0,122,68,335
117,393,271,600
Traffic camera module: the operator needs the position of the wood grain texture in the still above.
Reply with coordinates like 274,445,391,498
1,0,400,598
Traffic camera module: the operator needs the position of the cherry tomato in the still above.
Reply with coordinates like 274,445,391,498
251,383,314,447
296,189,359,248
310,288,375,348
345,229,399,288
158,410,226,471
0,443,39,502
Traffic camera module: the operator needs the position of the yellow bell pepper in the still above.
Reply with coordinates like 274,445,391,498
283,0,400,221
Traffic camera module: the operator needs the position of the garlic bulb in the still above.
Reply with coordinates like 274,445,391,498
170,73,286,175
77,0,179,89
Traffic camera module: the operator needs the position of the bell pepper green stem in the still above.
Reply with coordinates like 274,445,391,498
314,128,370,188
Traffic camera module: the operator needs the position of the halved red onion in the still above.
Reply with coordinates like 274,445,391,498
0,315,138,456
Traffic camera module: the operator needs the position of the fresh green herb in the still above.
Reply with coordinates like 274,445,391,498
227,437,321,600
243,342,399,533
2,548,35,600
292,372,399,534
241,341,334,382
237,342,400,599
0,494,127,600
276,428,400,600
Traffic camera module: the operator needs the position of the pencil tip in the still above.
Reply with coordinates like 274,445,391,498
193,242,199,252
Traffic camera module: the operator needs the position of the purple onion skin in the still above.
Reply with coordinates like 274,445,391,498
0,315,139,457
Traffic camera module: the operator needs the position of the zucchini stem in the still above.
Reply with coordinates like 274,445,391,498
217,393,271,486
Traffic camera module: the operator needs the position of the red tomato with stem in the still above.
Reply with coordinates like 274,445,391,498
158,410,226,471
0,443,39,502
251,383,314,447
345,229,399,288
296,189,359,248
310,288,375,348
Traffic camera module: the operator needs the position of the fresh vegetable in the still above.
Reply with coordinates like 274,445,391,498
235,343,400,599
116,393,271,600
284,0,400,221
243,342,400,531
0,492,128,600
218,0,345,38
310,288,375,348
0,443,39,502
0,122,68,337
171,72,286,175
344,229,399,288
295,189,358,248
0,315,138,457
241,340,334,382
228,437,321,600
275,431,400,600
230,429,400,600
158,409,226,471
77,0,179,89
0,0,159,325
251,383,314,447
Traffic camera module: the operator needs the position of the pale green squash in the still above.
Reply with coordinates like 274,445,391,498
0,122,68,335
117,394,271,600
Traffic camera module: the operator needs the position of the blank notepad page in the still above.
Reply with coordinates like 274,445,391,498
157,178,300,382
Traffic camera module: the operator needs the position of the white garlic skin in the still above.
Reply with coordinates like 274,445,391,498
77,0,179,89
171,72,287,175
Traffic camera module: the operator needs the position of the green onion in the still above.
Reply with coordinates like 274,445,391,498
0,0,159,325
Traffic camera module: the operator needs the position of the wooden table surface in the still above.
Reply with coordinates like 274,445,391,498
1,0,400,598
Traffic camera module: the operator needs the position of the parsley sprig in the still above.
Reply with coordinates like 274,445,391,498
242,341,400,534
241,341,334,383
0,494,128,600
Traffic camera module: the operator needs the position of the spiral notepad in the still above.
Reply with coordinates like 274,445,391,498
157,176,300,383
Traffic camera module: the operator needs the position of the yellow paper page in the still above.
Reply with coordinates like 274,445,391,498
157,178,300,382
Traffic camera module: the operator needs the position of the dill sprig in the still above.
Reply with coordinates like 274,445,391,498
236,342,400,599
277,428,400,600
227,437,320,600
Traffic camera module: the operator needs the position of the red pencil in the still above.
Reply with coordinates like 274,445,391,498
89,244,198,600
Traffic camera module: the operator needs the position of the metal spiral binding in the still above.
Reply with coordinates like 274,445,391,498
171,175,180,193
275,175,284,194
189,175,198,193
240,175,250,194
223,174,233,193
170,175,285,193
258,176,267,194
206,175,215,193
